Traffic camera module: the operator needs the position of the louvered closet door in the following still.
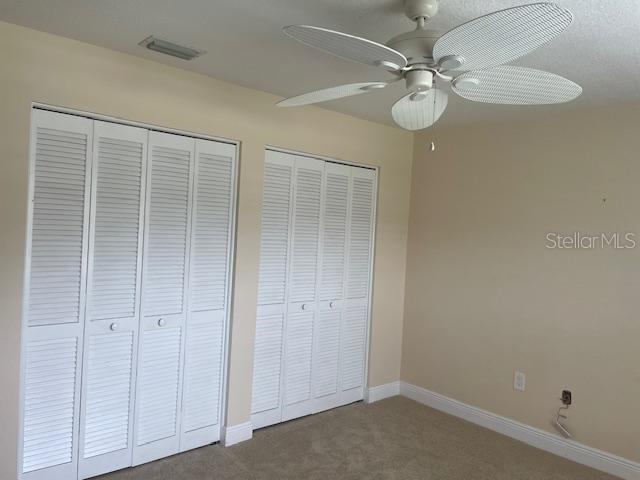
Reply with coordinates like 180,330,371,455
19,110,93,480
312,162,350,414
282,155,324,422
251,151,294,429
180,139,235,451
340,167,376,405
78,122,147,479
133,132,194,466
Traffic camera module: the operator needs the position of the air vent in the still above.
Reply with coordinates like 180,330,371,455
139,36,204,60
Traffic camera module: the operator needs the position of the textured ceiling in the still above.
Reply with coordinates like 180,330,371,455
1,0,638,128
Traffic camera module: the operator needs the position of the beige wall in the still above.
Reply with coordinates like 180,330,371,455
0,21,412,479
402,105,640,462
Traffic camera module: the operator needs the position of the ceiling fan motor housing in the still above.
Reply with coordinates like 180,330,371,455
386,29,439,66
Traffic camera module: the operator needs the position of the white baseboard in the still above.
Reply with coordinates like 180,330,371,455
400,382,640,480
222,421,253,447
365,381,400,403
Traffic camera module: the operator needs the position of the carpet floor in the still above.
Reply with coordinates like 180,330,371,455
99,396,616,479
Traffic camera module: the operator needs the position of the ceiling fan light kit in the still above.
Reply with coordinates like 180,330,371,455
406,69,433,93
278,0,582,131
438,55,465,72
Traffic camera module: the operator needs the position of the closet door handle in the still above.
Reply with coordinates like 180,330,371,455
329,301,335,309
110,322,119,331
157,318,166,327
301,304,307,311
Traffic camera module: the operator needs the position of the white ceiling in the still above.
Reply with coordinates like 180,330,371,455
1,0,639,128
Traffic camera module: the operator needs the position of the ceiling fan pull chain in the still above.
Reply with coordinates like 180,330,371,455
430,90,437,152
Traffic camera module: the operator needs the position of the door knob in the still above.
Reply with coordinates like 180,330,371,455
110,322,119,331
329,301,335,308
158,318,166,327
301,304,307,311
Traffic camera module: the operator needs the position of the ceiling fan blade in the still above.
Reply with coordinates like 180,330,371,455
391,90,448,131
277,82,388,107
452,66,582,105
434,3,573,72
283,25,407,70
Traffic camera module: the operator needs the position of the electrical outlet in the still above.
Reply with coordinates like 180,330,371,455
514,371,526,392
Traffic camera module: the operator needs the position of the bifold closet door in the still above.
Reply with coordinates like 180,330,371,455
251,152,326,426
19,110,93,480
340,167,376,405
311,162,350,413
133,131,194,466
180,139,235,451
251,151,377,429
20,110,237,479
282,155,324,422
77,121,147,479
251,151,294,429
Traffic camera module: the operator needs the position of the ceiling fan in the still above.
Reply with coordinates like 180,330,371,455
276,0,582,131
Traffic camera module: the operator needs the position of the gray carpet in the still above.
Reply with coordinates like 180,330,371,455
100,396,616,479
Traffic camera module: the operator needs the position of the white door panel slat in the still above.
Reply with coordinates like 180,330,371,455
88,124,146,322
189,147,233,312
22,337,79,473
346,175,375,300
142,133,193,318
340,304,368,391
319,171,349,301
135,327,182,446
314,309,341,398
251,313,284,414
27,119,91,327
284,312,314,406
134,131,194,466
82,332,134,459
257,158,294,306
180,139,235,449
281,156,323,420
20,110,91,480
251,152,294,424
339,168,375,403
312,162,350,411
182,319,223,432
79,121,148,479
